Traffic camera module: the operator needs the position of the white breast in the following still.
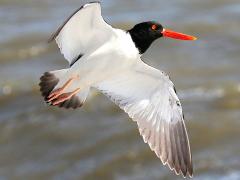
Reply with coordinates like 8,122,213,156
112,29,139,59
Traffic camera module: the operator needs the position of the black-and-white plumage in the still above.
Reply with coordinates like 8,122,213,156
39,1,197,177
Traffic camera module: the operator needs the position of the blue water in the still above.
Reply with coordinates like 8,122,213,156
0,0,240,179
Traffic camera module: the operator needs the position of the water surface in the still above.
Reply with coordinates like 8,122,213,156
0,0,240,179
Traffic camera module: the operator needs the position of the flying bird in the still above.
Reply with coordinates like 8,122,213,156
39,1,197,177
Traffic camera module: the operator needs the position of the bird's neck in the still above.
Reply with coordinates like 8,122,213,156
128,29,155,54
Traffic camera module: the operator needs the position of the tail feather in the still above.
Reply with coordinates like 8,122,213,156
58,88,89,109
39,70,89,109
58,95,84,109
39,72,59,101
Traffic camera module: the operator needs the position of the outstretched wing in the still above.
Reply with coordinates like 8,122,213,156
49,1,114,66
94,61,193,177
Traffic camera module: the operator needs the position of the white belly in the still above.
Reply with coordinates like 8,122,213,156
68,29,140,88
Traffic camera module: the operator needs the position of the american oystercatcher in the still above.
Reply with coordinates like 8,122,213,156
39,1,197,177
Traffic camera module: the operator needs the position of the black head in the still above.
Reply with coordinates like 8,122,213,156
128,21,197,54
128,21,164,54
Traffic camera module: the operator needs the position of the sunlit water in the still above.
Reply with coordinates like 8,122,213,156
0,0,240,179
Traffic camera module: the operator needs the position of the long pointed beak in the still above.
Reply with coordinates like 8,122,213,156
162,29,197,41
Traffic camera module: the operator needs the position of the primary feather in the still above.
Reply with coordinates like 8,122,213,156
94,61,193,177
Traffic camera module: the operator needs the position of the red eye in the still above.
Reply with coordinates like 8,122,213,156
151,24,157,30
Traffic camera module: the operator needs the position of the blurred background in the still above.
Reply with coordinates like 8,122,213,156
0,0,240,179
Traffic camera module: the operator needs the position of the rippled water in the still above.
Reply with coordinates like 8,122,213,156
0,0,240,179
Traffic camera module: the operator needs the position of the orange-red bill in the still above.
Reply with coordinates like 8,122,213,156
162,29,197,41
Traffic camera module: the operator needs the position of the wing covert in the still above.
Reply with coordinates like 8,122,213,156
94,61,193,177
49,2,114,65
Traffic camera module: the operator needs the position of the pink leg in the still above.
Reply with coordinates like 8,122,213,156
52,88,81,106
47,77,76,102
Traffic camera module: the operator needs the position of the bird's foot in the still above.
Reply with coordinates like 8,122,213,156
47,76,78,102
51,88,81,105
47,87,64,102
